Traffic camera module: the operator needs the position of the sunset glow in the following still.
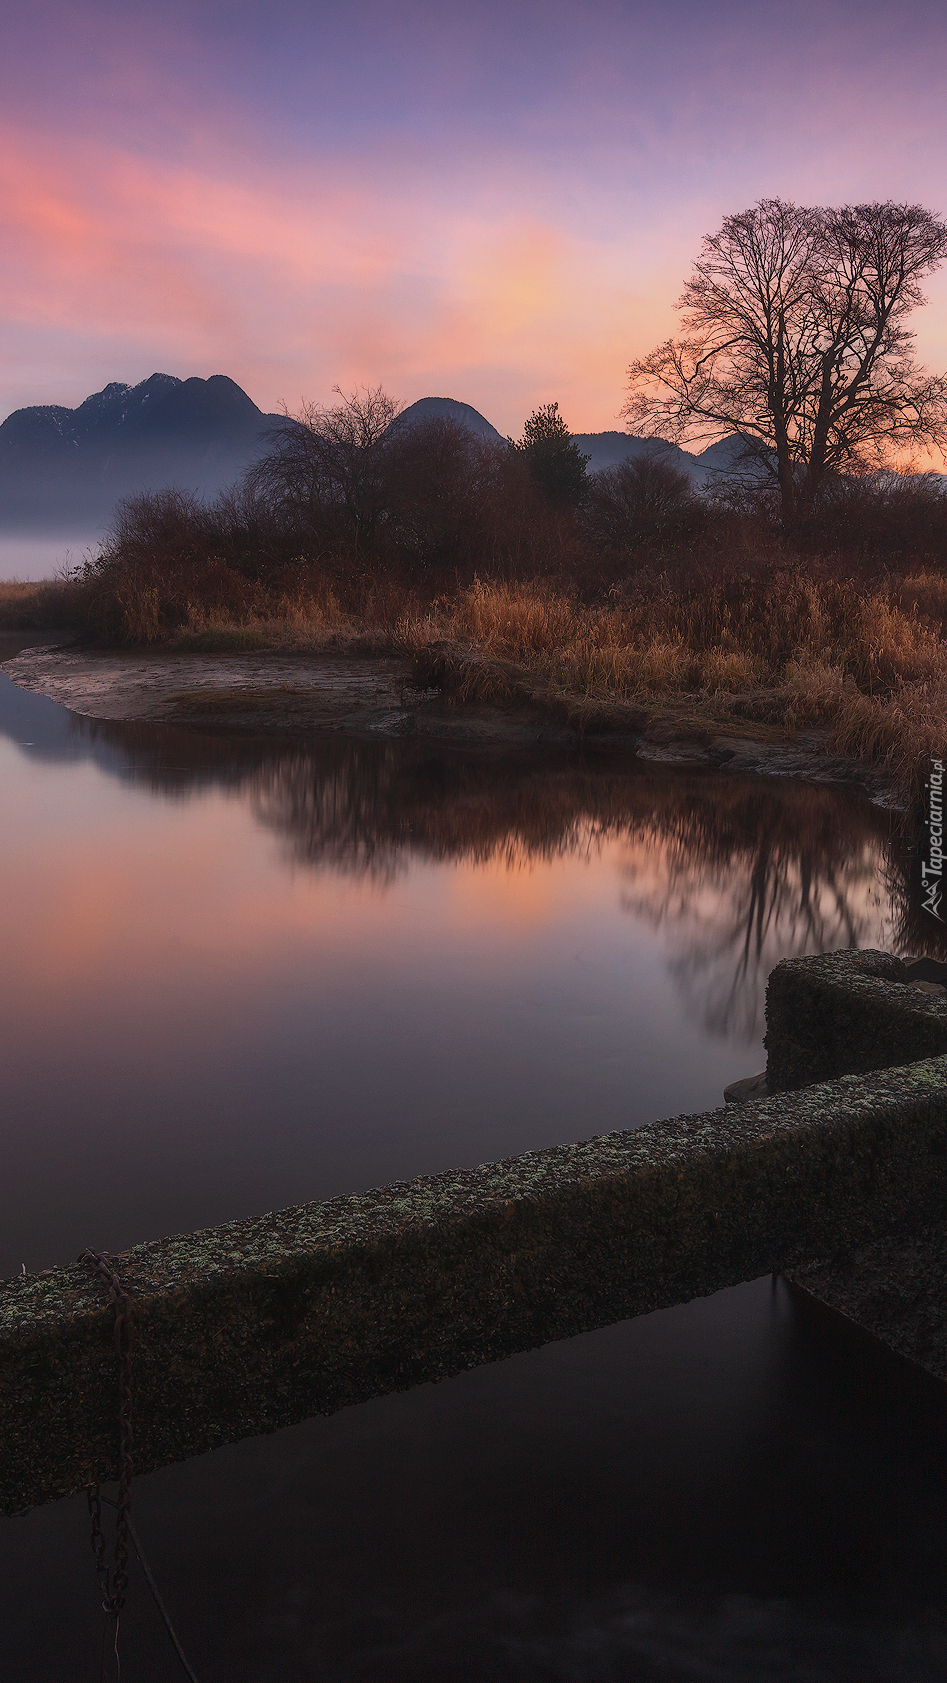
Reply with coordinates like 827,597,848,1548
3,0,947,433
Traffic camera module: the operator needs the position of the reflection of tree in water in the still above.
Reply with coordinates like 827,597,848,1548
248,743,630,881
71,714,920,1043
251,743,412,882
248,744,903,1042
613,781,895,1044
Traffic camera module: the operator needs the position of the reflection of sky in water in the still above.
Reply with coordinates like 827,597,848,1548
0,673,905,1276
1,670,945,1682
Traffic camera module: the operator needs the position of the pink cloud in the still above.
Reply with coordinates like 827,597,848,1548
3,0,947,448
0,113,690,430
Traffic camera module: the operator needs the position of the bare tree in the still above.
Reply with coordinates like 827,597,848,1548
623,199,947,523
247,385,402,549
584,451,697,551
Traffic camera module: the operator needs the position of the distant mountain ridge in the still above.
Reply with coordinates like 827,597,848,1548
395,396,504,441
398,399,753,484
0,377,758,533
0,373,280,528
571,429,722,480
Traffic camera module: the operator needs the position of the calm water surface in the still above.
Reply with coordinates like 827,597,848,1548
2,646,946,1681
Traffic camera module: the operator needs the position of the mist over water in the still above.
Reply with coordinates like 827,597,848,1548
0,666,944,1681
0,530,101,580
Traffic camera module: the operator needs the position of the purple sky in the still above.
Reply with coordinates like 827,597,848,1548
3,0,947,437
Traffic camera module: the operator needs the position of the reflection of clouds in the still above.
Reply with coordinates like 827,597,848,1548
65,709,908,1045
617,816,894,1045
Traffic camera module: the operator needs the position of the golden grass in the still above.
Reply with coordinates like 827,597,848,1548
395,573,947,808
171,586,352,652
0,581,41,602
0,577,80,629
4,564,945,810
398,572,941,691
894,570,947,621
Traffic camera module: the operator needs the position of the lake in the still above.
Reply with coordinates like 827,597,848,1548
1,642,946,1681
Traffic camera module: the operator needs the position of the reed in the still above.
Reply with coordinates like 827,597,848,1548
0,577,80,629
397,570,947,807
4,528,945,810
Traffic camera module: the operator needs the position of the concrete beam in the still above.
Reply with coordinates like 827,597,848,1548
765,948,947,1091
4,1055,947,1515
790,1221,947,1381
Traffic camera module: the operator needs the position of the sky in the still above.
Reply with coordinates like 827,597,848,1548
3,0,947,437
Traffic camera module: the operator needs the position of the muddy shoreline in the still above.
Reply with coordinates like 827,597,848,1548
0,637,897,800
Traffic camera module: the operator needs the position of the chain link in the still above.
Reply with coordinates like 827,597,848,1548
79,1250,134,1634
79,1245,202,1681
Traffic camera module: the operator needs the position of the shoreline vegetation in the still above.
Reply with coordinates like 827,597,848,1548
2,396,947,814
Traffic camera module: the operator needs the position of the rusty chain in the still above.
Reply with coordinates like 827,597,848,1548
79,1248,133,1674
79,1247,202,1682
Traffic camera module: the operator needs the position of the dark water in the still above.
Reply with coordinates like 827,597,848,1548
1,651,946,1680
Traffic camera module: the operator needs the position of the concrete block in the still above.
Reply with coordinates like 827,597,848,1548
765,948,947,1091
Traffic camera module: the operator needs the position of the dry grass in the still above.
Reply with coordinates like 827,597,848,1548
894,570,947,621
397,573,947,808
834,675,947,791
0,581,41,606
4,560,946,810
169,586,354,653
399,571,942,696
0,577,80,629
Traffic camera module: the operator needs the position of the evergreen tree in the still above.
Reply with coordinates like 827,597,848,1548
509,402,590,507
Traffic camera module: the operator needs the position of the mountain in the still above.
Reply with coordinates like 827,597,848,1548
572,430,703,477
398,402,755,486
549,428,771,484
394,397,504,440
0,374,280,529
0,375,768,536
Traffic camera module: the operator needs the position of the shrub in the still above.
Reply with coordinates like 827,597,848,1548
796,470,947,568
584,452,698,552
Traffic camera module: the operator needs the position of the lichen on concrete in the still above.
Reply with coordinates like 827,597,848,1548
765,948,947,1092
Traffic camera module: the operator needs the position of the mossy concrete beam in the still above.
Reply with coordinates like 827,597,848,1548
5,1055,947,1515
765,948,947,1091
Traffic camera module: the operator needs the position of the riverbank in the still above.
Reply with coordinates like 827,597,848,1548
0,637,902,797
3,563,945,805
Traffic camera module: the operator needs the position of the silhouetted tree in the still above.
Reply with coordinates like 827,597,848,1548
623,199,947,524
247,385,402,550
509,402,590,507
585,451,697,552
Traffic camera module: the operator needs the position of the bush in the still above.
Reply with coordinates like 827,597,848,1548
584,453,699,553
74,490,264,643
795,470,947,568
